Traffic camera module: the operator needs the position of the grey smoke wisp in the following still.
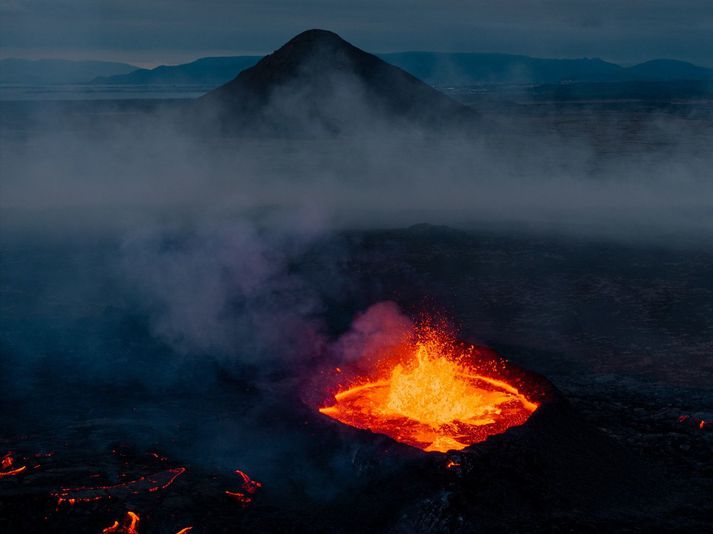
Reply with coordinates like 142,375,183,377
2,78,712,240
119,217,327,363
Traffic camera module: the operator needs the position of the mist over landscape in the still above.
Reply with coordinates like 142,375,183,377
1,11,712,533
3,74,712,238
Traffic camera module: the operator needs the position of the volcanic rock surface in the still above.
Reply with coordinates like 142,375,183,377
198,29,474,134
307,349,672,532
2,226,712,532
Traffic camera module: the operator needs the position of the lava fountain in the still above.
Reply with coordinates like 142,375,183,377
319,324,540,453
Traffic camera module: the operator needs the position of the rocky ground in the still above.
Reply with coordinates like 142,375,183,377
2,226,712,532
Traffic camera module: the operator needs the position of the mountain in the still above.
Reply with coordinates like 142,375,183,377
91,56,262,85
197,29,474,134
0,58,137,84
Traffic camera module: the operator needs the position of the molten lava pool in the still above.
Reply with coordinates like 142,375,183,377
319,326,539,453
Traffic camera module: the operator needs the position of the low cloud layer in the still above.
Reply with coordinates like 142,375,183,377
2,84,713,240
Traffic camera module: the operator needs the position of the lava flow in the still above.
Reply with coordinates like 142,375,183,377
319,324,539,453
0,451,27,478
53,467,186,505
103,511,140,534
225,469,263,505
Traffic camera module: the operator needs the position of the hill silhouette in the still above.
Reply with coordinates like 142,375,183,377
624,59,713,82
91,56,262,86
197,29,474,134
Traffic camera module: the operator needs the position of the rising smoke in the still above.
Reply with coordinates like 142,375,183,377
1,69,712,391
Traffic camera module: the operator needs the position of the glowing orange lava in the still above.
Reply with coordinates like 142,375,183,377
103,511,139,534
225,469,263,505
53,467,186,505
0,452,27,478
319,326,539,452
678,414,711,430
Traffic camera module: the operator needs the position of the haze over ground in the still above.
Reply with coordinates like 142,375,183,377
3,31,712,239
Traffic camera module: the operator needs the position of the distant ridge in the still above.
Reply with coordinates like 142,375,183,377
623,59,713,82
88,51,713,89
197,29,474,133
0,58,137,84
90,56,262,86
380,52,625,85
380,53,713,86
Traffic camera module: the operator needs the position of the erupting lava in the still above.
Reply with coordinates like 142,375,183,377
319,324,539,452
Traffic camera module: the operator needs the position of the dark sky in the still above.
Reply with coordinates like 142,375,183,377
2,0,712,67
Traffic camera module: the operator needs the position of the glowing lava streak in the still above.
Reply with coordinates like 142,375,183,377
319,327,539,453
225,469,263,506
53,467,186,505
0,452,27,478
103,511,139,534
